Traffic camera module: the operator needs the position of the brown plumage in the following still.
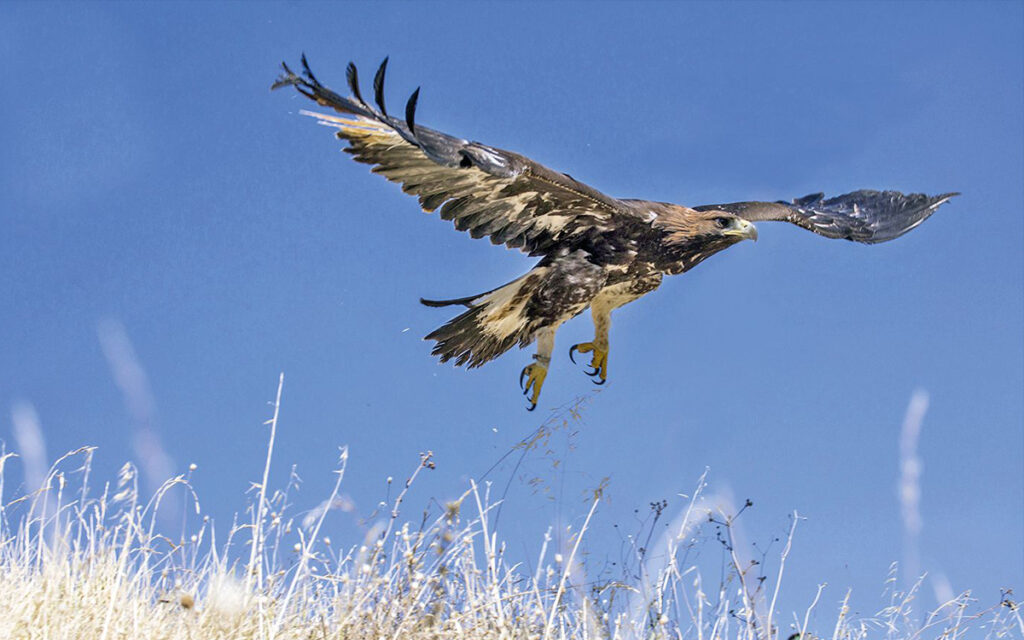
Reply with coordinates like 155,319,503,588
273,56,958,409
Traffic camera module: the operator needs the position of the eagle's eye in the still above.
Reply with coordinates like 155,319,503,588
714,216,730,229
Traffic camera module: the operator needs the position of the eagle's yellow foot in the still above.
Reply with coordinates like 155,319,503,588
519,359,549,411
569,342,608,385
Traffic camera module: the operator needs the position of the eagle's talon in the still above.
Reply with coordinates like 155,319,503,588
570,342,607,384
591,377,606,386
519,362,548,411
568,343,583,364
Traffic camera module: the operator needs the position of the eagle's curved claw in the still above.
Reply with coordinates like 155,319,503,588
569,342,608,384
520,362,548,411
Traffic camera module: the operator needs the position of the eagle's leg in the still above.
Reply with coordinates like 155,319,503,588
569,304,611,385
520,325,556,411
569,275,663,385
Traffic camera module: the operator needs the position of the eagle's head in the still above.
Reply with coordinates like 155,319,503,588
654,208,758,273
691,210,759,244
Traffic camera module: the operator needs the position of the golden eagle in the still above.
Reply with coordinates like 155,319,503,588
273,56,957,410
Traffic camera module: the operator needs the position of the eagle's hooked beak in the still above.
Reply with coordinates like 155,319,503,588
725,219,758,242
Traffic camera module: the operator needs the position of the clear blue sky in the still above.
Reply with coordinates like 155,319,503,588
2,1,1021,617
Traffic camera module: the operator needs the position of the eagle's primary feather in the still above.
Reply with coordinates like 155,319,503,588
273,56,958,409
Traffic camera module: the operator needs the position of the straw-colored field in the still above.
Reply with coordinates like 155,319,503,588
1,381,1018,640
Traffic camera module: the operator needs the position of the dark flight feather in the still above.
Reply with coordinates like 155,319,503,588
405,87,420,137
345,61,366,107
300,53,321,87
373,56,389,117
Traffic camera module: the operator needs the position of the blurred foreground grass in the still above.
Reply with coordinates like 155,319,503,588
0,378,1019,640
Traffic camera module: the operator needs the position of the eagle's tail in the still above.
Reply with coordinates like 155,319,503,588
422,268,548,368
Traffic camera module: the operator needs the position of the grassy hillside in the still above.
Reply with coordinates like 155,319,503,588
1,381,1018,640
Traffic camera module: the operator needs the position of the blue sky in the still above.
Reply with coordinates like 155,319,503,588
2,1,1021,617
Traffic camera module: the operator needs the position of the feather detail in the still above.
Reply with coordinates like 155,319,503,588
373,56,389,117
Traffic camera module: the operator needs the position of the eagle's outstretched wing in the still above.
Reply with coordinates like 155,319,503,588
273,56,638,256
693,190,958,244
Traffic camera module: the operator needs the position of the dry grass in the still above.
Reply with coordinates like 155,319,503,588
0,377,1019,640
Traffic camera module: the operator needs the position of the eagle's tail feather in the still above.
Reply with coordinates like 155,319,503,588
423,269,546,368
424,306,527,368
420,293,489,308
420,277,512,307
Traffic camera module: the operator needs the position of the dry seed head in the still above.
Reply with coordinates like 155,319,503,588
444,500,460,521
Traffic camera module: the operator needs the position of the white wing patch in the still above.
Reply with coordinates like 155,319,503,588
477,268,550,338
302,110,391,135
473,145,510,169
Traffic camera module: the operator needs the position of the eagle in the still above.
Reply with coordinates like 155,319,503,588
273,56,957,410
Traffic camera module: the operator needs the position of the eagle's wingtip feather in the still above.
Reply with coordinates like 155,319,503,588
373,56,390,117
405,87,421,137
299,53,321,87
270,61,301,91
346,61,367,106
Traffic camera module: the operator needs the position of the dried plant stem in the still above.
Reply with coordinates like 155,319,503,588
247,372,284,596
545,495,600,640
766,511,800,639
